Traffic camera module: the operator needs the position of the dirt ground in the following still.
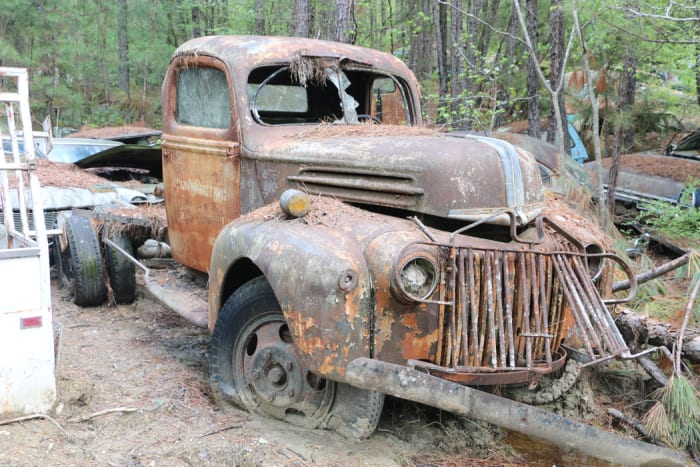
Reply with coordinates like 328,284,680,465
0,278,533,466
0,270,688,466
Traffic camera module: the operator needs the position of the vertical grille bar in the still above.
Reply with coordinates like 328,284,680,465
539,254,553,365
494,252,507,368
503,251,516,367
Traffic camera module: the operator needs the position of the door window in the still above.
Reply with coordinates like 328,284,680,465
176,66,231,129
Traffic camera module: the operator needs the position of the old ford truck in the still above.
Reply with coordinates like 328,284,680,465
61,36,685,464
162,34,634,432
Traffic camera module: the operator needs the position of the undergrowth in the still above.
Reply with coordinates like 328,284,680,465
635,180,700,243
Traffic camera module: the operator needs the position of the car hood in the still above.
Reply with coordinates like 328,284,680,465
246,132,546,226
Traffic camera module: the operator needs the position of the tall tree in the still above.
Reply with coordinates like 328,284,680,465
546,0,569,149
192,4,202,38
448,0,464,127
433,0,449,124
293,0,310,37
525,0,540,138
332,0,355,43
619,52,637,150
255,0,266,35
117,0,129,99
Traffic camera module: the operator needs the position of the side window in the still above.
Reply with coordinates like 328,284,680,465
371,77,409,125
176,66,231,129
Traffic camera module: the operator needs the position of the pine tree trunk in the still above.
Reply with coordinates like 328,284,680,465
433,0,448,124
332,0,355,43
546,0,569,149
255,0,265,35
293,0,310,37
117,0,129,99
449,0,464,128
525,0,540,138
619,54,637,151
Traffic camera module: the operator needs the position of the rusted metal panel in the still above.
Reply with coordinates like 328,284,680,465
162,134,240,271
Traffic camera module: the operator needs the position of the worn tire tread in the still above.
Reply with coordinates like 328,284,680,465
64,215,107,307
105,233,136,304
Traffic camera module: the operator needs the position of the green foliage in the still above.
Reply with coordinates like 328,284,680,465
0,0,697,130
635,181,700,242
645,374,700,452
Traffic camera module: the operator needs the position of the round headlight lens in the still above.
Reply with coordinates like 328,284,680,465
396,257,438,302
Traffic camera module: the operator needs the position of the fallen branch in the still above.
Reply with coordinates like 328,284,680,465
637,356,669,387
0,413,68,436
612,252,690,292
67,407,142,423
607,408,663,446
201,424,242,437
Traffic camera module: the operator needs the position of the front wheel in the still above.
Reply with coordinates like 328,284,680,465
209,276,384,439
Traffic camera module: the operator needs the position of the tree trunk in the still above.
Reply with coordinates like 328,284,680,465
433,0,448,124
293,0,310,37
696,5,699,107
332,0,355,43
525,0,540,138
255,0,265,35
619,54,637,151
464,0,477,109
449,0,464,128
546,0,569,150
117,0,129,99
192,5,201,38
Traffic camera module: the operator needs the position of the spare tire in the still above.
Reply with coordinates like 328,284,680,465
63,214,107,307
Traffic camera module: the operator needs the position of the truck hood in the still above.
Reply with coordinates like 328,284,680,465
247,132,546,226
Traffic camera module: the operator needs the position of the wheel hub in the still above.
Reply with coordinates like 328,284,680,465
245,340,306,407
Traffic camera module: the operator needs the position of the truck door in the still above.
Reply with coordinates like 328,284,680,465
161,56,240,272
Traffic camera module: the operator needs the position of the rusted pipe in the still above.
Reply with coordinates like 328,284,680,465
613,252,690,292
345,358,688,466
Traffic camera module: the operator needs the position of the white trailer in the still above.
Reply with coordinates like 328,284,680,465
0,68,55,416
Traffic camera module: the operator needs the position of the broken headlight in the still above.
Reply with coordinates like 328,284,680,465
392,254,439,303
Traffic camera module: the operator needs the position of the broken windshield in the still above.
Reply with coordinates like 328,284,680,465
248,59,412,126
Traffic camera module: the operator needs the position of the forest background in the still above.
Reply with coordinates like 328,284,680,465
0,0,698,158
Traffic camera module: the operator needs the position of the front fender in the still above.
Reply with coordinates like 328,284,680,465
209,216,372,379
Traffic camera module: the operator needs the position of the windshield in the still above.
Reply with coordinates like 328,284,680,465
248,59,412,126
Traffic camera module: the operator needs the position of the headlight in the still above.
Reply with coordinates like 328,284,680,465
392,254,439,303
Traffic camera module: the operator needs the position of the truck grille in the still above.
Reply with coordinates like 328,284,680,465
424,230,631,382
0,209,58,231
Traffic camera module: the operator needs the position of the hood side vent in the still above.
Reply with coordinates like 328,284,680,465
288,166,424,207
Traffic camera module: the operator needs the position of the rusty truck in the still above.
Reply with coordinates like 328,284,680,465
61,36,686,464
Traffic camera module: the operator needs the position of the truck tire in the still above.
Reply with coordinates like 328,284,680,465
209,276,384,439
105,232,136,304
63,214,107,307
